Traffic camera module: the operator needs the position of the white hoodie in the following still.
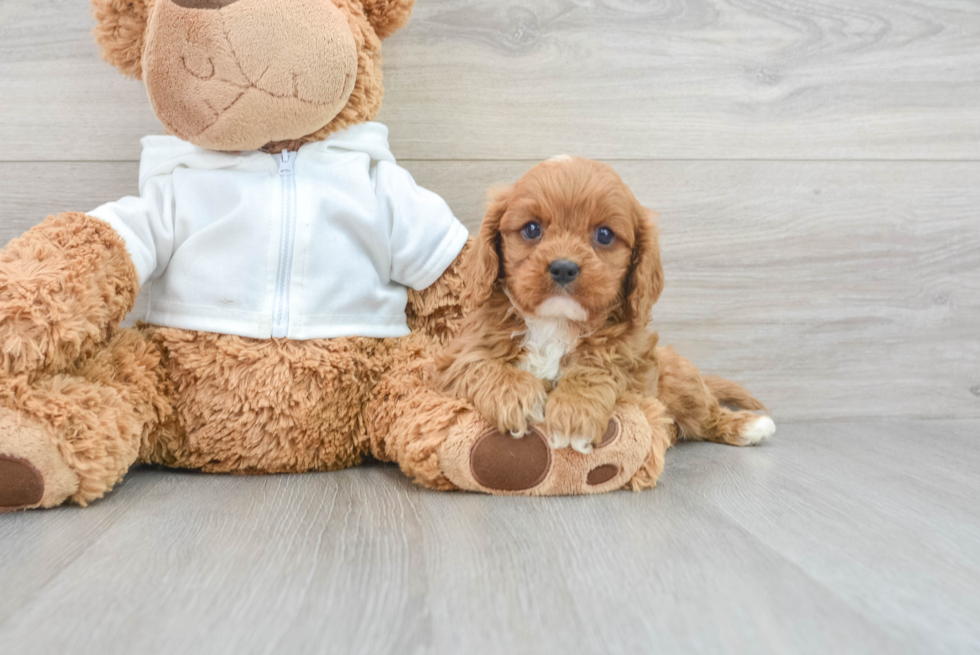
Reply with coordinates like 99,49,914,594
90,122,469,340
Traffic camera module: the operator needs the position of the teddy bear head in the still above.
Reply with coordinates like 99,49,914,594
92,0,414,152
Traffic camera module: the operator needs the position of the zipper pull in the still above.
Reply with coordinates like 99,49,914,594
279,150,293,175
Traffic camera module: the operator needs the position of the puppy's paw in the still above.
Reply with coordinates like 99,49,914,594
738,416,776,446
477,373,547,439
545,396,609,452
544,431,596,454
546,430,568,450
508,397,547,438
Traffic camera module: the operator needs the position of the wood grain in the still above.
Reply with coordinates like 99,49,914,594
0,420,977,654
2,0,979,161
1,1,978,652
2,160,977,421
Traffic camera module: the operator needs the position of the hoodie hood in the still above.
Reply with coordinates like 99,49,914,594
138,122,396,190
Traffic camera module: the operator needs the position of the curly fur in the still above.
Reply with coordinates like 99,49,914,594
1,2,771,508
654,346,771,446
438,157,773,480
439,158,664,452
0,328,169,505
0,0,456,510
0,213,139,379
623,397,674,491
359,0,415,40
0,213,471,506
0,0,447,509
140,327,388,474
92,0,151,79
363,245,471,489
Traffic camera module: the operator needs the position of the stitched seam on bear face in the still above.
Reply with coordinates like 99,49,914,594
177,13,346,139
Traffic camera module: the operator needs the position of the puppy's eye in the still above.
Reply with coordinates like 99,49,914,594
521,222,542,240
594,226,615,246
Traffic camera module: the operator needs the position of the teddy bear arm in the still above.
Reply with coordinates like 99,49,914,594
405,240,470,344
0,212,140,378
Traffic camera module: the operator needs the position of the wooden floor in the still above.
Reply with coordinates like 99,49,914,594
1,420,978,654
1,0,978,652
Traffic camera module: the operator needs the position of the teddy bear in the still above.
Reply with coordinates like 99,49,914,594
0,0,673,512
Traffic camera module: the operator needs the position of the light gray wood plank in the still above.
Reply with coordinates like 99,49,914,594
382,0,980,161
409,472,907,655
2,0,979,161
0,0,158,162
0,420,977,654
680,419,980,654
1,1,976,654
1,160,977,421
0,471,176,621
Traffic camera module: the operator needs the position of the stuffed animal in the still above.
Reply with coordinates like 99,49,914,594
0,0,684,512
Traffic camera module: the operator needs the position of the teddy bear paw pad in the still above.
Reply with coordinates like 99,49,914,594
440,406,657,496
586,464,620,486
470,428,551,492
0,455,44,512
597,419,620,448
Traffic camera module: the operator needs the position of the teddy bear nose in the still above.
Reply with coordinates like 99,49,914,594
171,0,242,8
549,260,580,286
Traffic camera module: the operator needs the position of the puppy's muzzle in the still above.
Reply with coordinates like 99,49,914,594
549,260,580,286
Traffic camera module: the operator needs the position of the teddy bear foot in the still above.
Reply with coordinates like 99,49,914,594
0,455,45,512
438,405,654,496
0,408,78,512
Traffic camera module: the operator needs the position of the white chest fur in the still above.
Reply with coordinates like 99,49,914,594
516,316,580,382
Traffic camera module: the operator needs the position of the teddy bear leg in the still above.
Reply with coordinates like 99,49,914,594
0,408,78,512
0,329,172,511
367,357,663,497
363,349,471,491
623,397,676,491
437,402,661,496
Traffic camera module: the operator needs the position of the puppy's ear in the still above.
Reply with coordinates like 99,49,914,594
92,0,149,79
461,186,510,312
358,0,415,40
624,207,665,327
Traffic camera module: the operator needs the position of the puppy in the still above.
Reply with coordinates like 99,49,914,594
436,156,775,455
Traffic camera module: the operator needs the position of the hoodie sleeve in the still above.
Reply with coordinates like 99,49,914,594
375,161,469,291
88,175,176,287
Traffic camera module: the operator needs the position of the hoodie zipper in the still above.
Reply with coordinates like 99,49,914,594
272,150,297,338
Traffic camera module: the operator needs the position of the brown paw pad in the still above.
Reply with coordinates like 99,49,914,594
470,428,551,492
596,419,620,449
586,464,620,486
0,455,44,510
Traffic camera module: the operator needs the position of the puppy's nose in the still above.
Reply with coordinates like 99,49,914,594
549,260,580,286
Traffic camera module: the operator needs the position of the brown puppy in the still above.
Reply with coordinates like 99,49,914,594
436,156,775,455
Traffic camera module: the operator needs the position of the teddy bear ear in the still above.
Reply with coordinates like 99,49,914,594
358,0,416,40
91,0,150,79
